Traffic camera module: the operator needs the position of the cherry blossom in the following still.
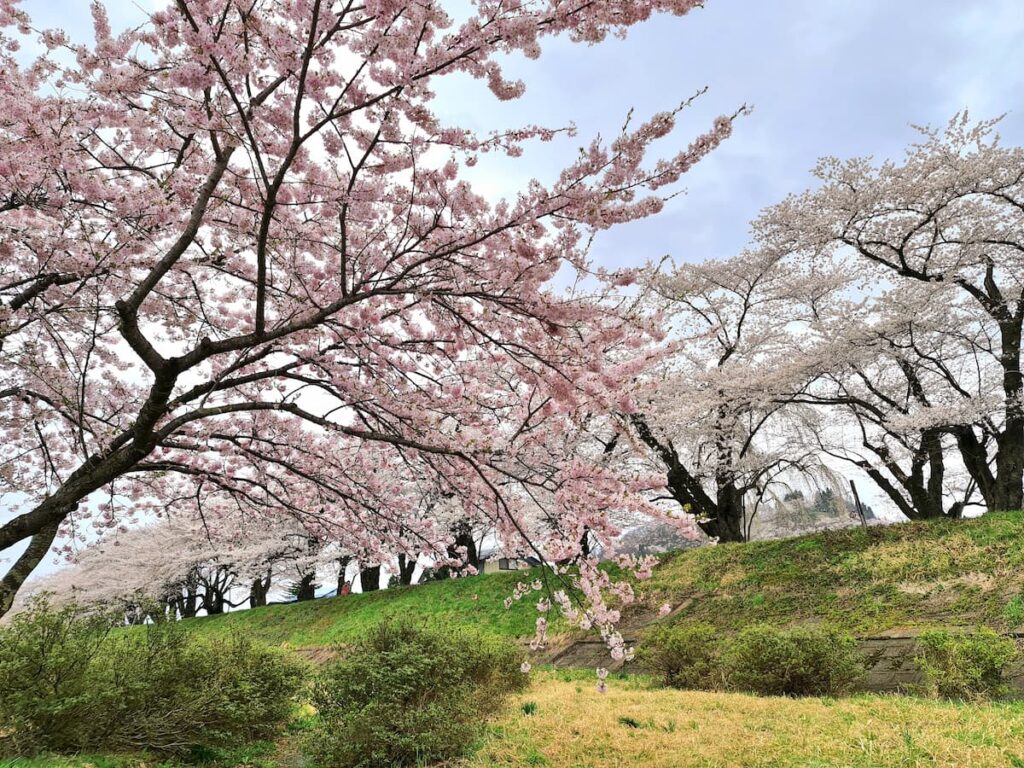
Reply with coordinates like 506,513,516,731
0,0,736,621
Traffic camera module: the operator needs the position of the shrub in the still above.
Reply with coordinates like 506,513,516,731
722,624,864,697
0,599,305,756
0,600,113,754
308,620,527,768
913,628,1018,700
637,623,723,690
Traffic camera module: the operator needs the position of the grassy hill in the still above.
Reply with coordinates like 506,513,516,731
183,566,558,648
641,510,1024,637
182,511,1024,650
14,513,1024,768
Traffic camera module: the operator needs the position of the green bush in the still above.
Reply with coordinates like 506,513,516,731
0,599,305,756
722,624,864,697
308,620,527,768
913,628,1018,700
637,623,723,690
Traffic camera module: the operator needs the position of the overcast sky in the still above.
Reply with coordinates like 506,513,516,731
19,0,1024,269
4,1,1023,573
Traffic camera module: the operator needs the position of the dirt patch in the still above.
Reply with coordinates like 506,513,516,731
898,571,999,597
294,646,340,665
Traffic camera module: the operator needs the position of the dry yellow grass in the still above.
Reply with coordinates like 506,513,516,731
468,673,1024,767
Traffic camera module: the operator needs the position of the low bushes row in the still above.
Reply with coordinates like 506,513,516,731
0,601,527,768
307,620,527,768
0,599,304,756
6,600,1018,766
915,627,1018,700
639,623,863,696
639,622,1020,699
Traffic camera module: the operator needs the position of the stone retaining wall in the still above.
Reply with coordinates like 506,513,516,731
543,633,1024,694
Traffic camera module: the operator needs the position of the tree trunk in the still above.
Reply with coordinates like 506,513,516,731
953,426,998,510
295,572,317,601
710,482,745,543
449,522,479,572
580,527,592,558
994,317,1024,511
182,584,199,619
204,588,226,614
629,413,725,540
249,571,270,607
359,564,381,592
0,517,61,618
396,553,416,586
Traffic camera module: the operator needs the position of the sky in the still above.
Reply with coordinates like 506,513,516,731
18,0,1024,270
3,0,1024,577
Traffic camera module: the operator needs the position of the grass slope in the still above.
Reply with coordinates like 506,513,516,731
641,510,1024,636
182,567,558,648
180,511,1024,650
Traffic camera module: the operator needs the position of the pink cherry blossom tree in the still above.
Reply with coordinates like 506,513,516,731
0,0,737,617
793,280,981,519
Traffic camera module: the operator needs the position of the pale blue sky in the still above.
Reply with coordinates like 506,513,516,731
3,1,1023,576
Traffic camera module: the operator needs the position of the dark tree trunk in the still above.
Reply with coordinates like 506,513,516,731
711,482,746,543
867,427,950,520
359,564,381,592
901,429,948,519
434,521,481,578
295,572,317,601
449,522,479,571
0,516,61,617
249,571,271,607
0,367,185,619
992,316,1024,510
182,586,199,618
628,413,734,540
951,297,1024,513
204,588,226,614
396,553,416,586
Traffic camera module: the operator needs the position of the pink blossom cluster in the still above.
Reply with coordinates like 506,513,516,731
0,0,735,623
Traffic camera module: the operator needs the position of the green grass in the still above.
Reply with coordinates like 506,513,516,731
181,567,565,648
175,512,1024,651
468,672,1024,767
13,678,1024,768
641,510,1024,636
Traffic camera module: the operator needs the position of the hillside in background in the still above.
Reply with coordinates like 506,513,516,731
183,512,1024,650
183,565,558,648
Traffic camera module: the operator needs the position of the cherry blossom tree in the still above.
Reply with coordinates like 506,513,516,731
0,0,737,618
793,280,981,519
628,250,827,541
13,511,318,619
758,114,1024,514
